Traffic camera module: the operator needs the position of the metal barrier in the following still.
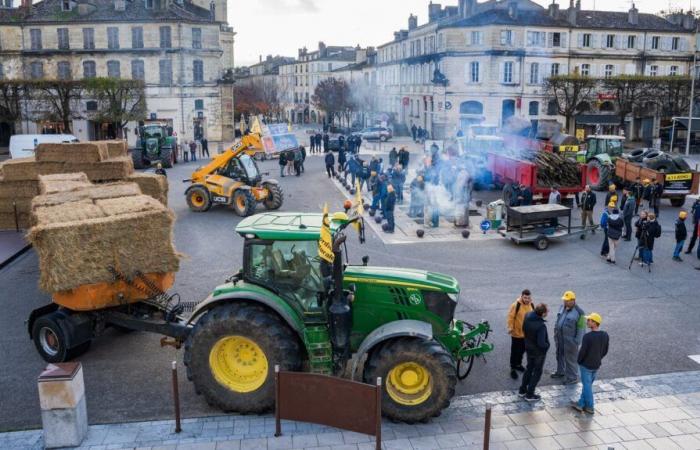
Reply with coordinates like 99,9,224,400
274,366,381,450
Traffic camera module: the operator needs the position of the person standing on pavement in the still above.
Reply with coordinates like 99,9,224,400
695,221,700,270
519,184,533,206
391,165,406,204
650,180,662,217
519,303,550,402
278,152,287,178
685,199,700,255
640,212,661,267
315,132,322,154
600,202,613,258
548,186,561,204
300,145,306,173
323,133,330,153
309,134,316,153
411,123,418,142
189,140,197,162
606,208,624,264
604,184,617,208
383,185,396,233
507,290,535,380
622,190,635,241
338,146,347,178
398,147,410,170
201,138,209,158
571,313,609,415
552,291,586,385
389,147,398,168
579,185,597,236
631,177,644,215
324,151,335,178
408,175,425,218
634,210,648,261
673,211,688,262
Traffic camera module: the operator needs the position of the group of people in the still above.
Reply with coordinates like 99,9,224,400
507,290,609,413
179,138,209,162
309,131,363,155
278,146,306,177
410,123,429,144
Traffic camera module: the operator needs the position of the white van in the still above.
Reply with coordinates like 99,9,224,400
9,134,79,159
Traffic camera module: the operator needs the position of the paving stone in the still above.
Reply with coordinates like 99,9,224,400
669,433,700,449
240,437,267,450
509,410,554,426
643,436,682,449
506,426,531,440
658,407,691,421
576,430,604,446
342,432,371,444
459,431,483,445
292,434,319,448
381,438,412,450
267,435,293,449
176,444,217,450
640,423,671,438
215,441,241,450
592,414,625,429
670,419,700,434
546,420,579,435
625,425,655,440
408,436,439,450
434,433,464,448
526,436,562,449
490,415,515,429
657,421,685,436
503,439,536,450
488,427,516,443
656,396,684,407
327,445,358,450
610,427,636,441
634,398,666,411
524,422,555,438
592,428,622,444
616,413,647,426
439,421,469,434
621,440,654,449
553,432,588,448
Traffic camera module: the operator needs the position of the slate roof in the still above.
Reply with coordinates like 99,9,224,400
574,10,689,32
0,0,214,24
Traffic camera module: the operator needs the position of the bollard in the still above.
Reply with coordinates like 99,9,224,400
38,362,88,449
171,361,182,433
483,403,492,450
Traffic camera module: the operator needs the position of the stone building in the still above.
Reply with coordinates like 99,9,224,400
373,0,697,139
0,0,235,149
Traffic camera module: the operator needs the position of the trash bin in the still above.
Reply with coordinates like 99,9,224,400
487,200,505,229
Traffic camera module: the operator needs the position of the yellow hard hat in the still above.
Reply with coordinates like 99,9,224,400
643,178,650,184
332,212,349,221
608,202,616,208
371,171,377,176
586,313,602,325
562,291,576,301
608,184,616,191
680,211,688,219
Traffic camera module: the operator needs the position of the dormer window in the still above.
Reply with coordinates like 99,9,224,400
62,0,72,11
145,0,154,9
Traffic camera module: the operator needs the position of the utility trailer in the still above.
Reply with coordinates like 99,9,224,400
615,158,699,207
498,204,589,250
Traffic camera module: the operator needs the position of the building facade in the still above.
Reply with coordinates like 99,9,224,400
0,0,235,149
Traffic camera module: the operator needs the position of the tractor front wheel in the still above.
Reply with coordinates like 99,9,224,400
131,148,146,170
232,190,256,217
263,183,284,211
364,338,457,423
160,147,173,168
186,186,212,212
183,303,302,413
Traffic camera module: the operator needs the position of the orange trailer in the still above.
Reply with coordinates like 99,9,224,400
615,159,699,207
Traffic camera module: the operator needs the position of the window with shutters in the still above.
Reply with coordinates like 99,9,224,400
604,64,614,78
582,33,591,47
547,99,558,116
193,60,204,83
580,64,590,76
61,0,71,11
83,60,96,78
469,61,479,83
57,61,71,80
86,100,98,111
131,59,144,80
529,63,539,84
159,26,172,48
670,65,679,76
30,29,42,50
628,35,636,49
57,28,69,50
30,61,43,79
606,35,615,48
107,60,120,78
195,99,204,110
649,65,658,76
551,63,560,77
503,61,513,83
526,31,545,47
159,59,172,84
501,30,513,46
107,27,119,49
132,27,144,49
552,32,561,47
529,101,539,116
471,31,483,46
83,28,95,50
672,37,680,51
192,28,202,49
651,36,660,50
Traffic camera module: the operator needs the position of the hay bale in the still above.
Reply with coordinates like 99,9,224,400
126,173,168,205
0,178,40,198
31,182,142,208
35,142,108,163
0,197,33,213
39,173,92,195
0,212,31,230
97,195,164,216
104,140,128,159
28,209,179,293
0,157,38,181
33,200,106,226
39,173,90,183
62,156,134,182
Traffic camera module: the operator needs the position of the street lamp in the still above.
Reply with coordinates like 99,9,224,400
686,29,699,156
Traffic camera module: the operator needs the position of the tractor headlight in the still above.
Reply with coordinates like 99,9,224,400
423,291,458,325
447,292,460,303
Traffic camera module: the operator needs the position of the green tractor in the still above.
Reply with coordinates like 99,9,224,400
577,135,625,191
131,123,177,169
183,212,493,422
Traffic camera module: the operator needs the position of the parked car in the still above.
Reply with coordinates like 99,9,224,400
360,126,392,142
9,134,78,159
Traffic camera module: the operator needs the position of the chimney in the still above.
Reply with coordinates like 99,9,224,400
567,0,578,26
394,31,402,41
259,55,262,63
628,3,638,26
408,14,418,30
319,41,327,57
683,10,696,30
508,1,518,19
548,1,559,18
458,0,474,18
428,2,442,22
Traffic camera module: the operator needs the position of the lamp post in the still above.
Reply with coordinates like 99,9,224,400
686,31,698,156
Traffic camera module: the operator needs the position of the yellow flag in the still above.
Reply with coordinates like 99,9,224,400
352,181,364,233
319,203,334,263
250,117,263,135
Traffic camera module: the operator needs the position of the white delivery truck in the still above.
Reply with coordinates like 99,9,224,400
9,134,78,159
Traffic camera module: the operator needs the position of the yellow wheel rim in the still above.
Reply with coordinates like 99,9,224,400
209,336,268,393
235,194,246,210
386,361,432,406
190,192,205,207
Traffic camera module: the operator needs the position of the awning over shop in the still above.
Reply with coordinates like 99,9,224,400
671,117,700,132
575,114,620,125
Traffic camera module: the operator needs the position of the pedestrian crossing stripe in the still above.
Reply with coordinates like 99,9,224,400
689,355,700,365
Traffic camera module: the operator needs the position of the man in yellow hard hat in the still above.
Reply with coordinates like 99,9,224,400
571,312,609,414
552,291,586,385
604,184,617,208
673,211,688,262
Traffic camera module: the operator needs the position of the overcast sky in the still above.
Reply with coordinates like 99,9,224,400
230,0,693,66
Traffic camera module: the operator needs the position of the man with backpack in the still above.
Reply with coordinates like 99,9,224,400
507,289,535,380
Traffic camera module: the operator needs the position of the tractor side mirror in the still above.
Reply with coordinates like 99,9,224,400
362,256,369,266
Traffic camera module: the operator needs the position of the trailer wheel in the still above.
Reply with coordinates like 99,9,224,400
31,312,91,363
534,235,549,251
184,303,302,413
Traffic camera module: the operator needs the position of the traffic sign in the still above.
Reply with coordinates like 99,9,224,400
480,220,491,233
445,101,452,110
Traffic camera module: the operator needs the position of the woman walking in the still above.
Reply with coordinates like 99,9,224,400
606,208,624,264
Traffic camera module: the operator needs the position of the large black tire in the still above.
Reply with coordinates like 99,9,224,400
31,312,91,363
160,147,173,169
263,183,284,210
232,190,256,217
131,148,146,170
186,186,212,212
363,338,457,423
672,156,692,172
670,197,686,207
626,149,645,163
587,159,610,191
183,303,302,413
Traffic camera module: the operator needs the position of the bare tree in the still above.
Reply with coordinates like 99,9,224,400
85,78,146,138
312,77,351,127
0,80,26,127
544,74,597,134
30,80,84,133
601,75,656,129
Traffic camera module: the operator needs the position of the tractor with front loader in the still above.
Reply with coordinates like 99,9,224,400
27,210,493,423
184,134,283,216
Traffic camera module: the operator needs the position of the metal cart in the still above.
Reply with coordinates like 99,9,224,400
499,204,590,250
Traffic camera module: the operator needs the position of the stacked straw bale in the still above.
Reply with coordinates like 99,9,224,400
29,182,180,294
126,173,169,206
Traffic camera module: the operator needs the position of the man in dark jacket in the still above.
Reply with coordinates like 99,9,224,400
338,147,347,177
411,123,418,142
299,146,306,173
571,313,609,414
685,199,700,255
322,133,330,152
309,135,316,153
673,211,688,261
649,180,661,216
640,212,662,267
278,152,287,177
622,190,635,241
389,148,398,167
324,151,335,178
631,177,644,215
519,184,533,206
315,133,322,153
398,147,410,169
579,185,596,235
201,138,209,158
519,303,550,401
383,185,396,233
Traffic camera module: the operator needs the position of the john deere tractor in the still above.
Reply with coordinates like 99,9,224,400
131,123,177,169
183,212,492,422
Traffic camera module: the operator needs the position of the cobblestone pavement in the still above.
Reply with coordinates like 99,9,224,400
4,370,700,450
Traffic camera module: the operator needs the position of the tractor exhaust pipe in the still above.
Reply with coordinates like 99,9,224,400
328,234,352,374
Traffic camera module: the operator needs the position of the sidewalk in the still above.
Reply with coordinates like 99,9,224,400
3,370,700,449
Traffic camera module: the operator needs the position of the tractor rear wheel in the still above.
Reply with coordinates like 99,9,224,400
183,303,302,413
186,186,212,212
364,338,457,423
587,159,610,191
232,190,256,217
263,183,284,210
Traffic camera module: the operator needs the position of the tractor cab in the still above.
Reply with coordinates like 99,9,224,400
219,153,262,186
579,135,625,163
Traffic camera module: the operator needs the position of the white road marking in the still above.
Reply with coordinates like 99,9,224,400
689,355,700,365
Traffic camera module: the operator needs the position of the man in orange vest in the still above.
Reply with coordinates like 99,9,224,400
507,289,535,379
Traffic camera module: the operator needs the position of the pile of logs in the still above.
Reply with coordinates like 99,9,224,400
522,151,582,188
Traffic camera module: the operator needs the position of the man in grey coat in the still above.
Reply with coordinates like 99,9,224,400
622,189,635,241
551,291,586,385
